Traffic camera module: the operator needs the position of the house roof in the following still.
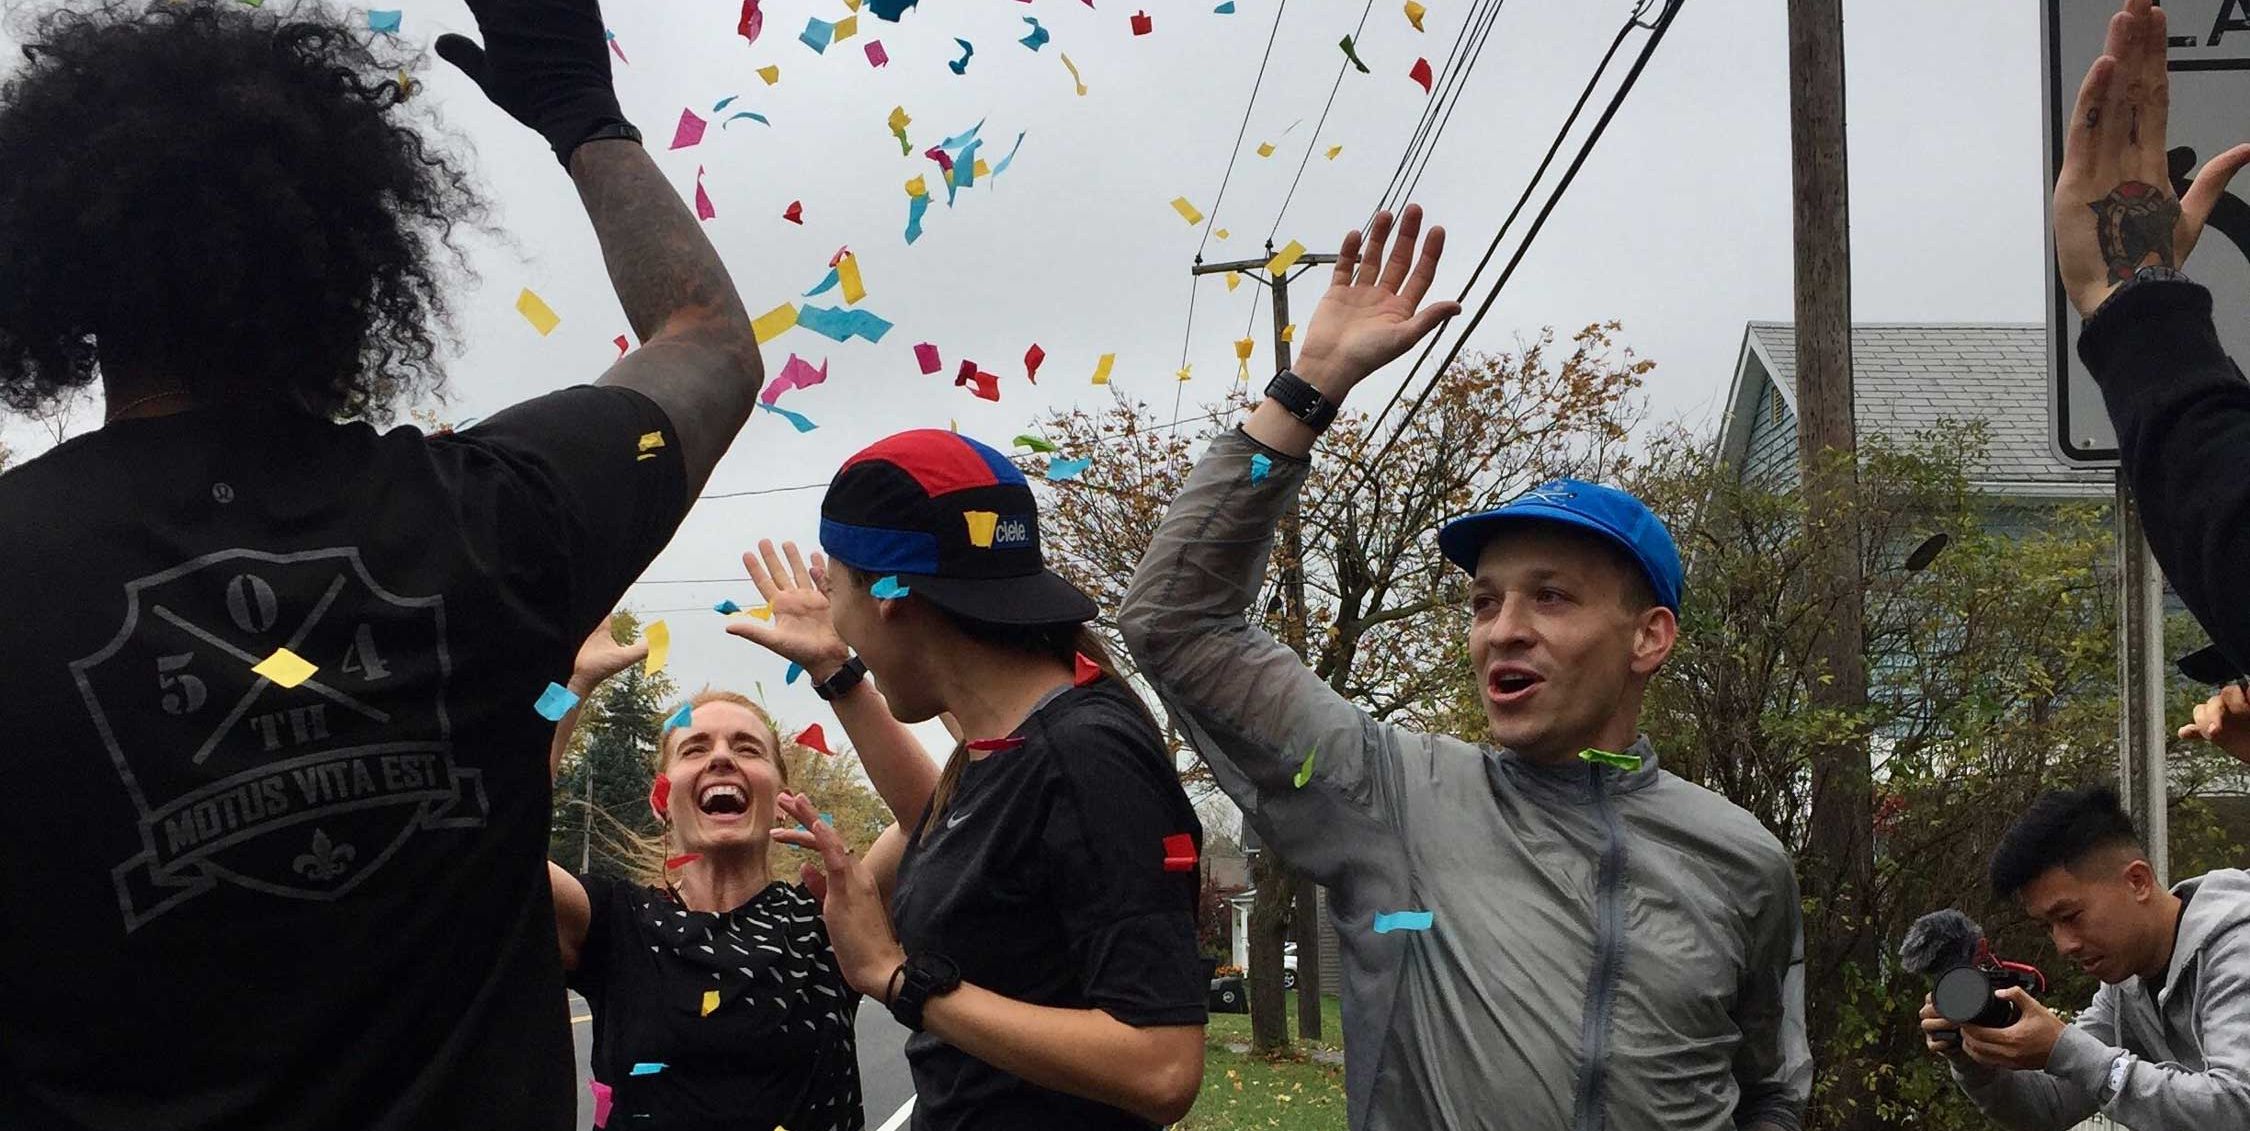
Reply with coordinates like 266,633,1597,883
1720,322,2111,499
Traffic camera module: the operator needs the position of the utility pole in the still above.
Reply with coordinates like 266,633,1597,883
2116,479,2169,886
1192,244,1339,1047
1788,2,1873,1122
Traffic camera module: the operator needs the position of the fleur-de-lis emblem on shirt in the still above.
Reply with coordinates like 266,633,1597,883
292,829,357,882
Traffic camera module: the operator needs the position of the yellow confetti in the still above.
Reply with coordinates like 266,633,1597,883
1171,197,1203,225
1267,239,1307,276
252,647,318,689
1091,353,1115,385
1226,271,1242,292
515,288,561,336
843,0,860,8
637,431,666,453
1236,337,1255,380
888,104,910,133
1177,364,1193,383
757,64,781,85
702,989,720,1016
1282,323,1296,342
644,620,671,676
832,15,857,41
748,604,773,621
949,419,958,433
1215,228,1230,240
964,510,1000,548
1061,52,1088,96
1326,144,1344,160
752,303,797,343
1404,0,1426,30
1256,141,1275,158
904,174,928,197
836,253,866,305
973,158,991,179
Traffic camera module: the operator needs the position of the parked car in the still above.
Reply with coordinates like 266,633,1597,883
1283,941,1298,991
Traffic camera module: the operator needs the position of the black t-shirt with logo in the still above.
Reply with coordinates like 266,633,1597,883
0,389,687,1130
889,679,1207,1131
567,876,863,1130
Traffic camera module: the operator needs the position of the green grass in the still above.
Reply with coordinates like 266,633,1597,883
1179,993,1348,1130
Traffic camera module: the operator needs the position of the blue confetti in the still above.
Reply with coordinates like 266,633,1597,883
1249,453,1273,483
1046,457,1092,482
722,111,771,128
758,401,818,433
796,305,894,344
713,94,740,113
533,682,580,722
872,575,912,599
662,702,694,732
947,37,975,75
905,191,931,244
1215,0,1237,11
1373,909,1434,934
869,0,919,19
629,1062,667,1076
367,9,402,33
989,132,1029,181
804,267,842,297
822,811,835,825
1019,16,1049,50
714,599,742,615
940,120,986,150
786,662,805,685
800,16,835,53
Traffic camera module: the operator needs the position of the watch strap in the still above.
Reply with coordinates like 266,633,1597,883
812,655,868,702
1263,369,1339,434
888,951,963,1032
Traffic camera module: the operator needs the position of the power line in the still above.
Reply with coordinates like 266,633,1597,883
1384,0,1510,220
1366,0,1508,232
1268,0,1379,242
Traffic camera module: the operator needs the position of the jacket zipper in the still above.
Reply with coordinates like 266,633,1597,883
1572,765,1629,1131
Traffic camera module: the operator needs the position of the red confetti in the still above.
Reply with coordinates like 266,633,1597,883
649,775,672,819
1024,343,1046,383
783,200,804,224
1074,652,1102,687
1409,57,1433,93
1131,9,1152,35
665,853,703,870
954,359,1000,402
737,0,763,45
923,145,955,175
1161,832,1197,872
614,334,630,357
795,723,834,755
966,736,1027,753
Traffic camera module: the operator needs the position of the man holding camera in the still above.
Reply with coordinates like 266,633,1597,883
1920,786,2250,1127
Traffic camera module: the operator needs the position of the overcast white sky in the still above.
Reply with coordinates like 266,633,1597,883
2,0,2060,753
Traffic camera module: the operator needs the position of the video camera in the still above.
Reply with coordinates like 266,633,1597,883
1902,909,2049,1034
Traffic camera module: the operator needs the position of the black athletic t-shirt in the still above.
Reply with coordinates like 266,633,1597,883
0,388,687,1131
890,678,1207,1131
568,876,863,1130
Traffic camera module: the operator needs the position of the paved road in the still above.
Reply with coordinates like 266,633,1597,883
570,993,916,1130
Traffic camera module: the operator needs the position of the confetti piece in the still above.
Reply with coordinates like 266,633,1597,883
904,190,930,244
1062,52,1088,95
904,174,928,197
965,510,1000,547
1023,344,1046,382
1171,197,1203,225
1250,453,1272,482
865,40,888,66
614,334,631,357
605,28,628,64
1282,323,1296,342
1216,0,1236,11
795,723,834,755
367,9,401,33
1339,34,1371,73
758,64,781,84
714,599,742,615
1267,239,1307,275
796,304,893,343
252,647,317,688
1014,434,1059,453
1235,337,1255,380
535,682,580,722
800,16,834,52
1215,228,1230,240
837,255,867,305
991,131,1028,180
1074,653,1102,686
666,853,702,870
1374,910,1435,933
872,575,911,599
650,774,672,818
663,702,695,731
783,200,803,224
1177,364,1193,383
694,166,716,221
1131,9,1153,35
1256,141,1275,158
752,302,798,343
761,353,831,404
948,37,975,74
516,289,561,336
888,106,912,153
758,401,818,433
1091,354,1115,384
1161,832,1197,872
1294,748,1317,788
955,362,1001,401
786,662,804,685
966,736,1026,752
1223,271,1244,294
738,0,763,44
1409,57,1433,93
670,108,708,150
1019,16,1049,50
1047,457,1091,482
644,620,670,675
629,1063,667,1077
590,1081,614,1128
701,989,721,1016
1405,0,1426,30
1326,144,1343,160
833,15,858,42
1579,748,1645,771
723,110,770,128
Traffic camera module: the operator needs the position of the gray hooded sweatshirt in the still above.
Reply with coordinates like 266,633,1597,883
1118,430,1811,1131
1953,868,2250,1129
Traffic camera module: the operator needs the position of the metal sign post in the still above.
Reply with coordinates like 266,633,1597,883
2116,476,2170,886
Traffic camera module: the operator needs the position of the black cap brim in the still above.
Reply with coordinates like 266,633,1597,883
894,568,1099,627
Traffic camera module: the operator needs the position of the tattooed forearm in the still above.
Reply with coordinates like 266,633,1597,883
571,140,750,342
2090,181,2183,282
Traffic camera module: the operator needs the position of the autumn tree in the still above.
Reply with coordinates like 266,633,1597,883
1027,324,1651,1053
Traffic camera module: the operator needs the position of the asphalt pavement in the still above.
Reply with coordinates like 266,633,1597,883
569,992,917,1130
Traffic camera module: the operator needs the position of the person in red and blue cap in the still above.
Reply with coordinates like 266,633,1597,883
757,429,1210,1131
1119,205,1809,1131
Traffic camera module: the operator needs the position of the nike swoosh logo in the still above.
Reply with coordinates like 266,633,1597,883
946,807,976,830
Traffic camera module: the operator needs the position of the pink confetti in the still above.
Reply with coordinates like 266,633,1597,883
737,0,763,45
606,30,629,65
670,108,708,150
759,353,830,404
590,1080,614,1128
923,145,954,175
1024,343,1046,383
915,342,942,374
954,360,1000,402
694,166,715,221
865,40,889,67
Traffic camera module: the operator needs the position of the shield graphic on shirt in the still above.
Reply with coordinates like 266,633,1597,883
71,547,487,932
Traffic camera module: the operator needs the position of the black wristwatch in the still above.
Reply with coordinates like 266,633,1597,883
812,655,868,702
887,951,962,1032
1263,369,1339,434
563,121,644,167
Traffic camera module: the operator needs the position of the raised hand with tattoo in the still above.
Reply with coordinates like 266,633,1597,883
2053,0,2250,318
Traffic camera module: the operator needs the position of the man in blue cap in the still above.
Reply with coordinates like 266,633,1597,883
1120,205,1809,1131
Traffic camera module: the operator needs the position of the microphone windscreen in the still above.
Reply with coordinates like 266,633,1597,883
1901,909,1983,975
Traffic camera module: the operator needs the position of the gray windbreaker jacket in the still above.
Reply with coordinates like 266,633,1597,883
1118,429,1811,1131
1954,867,2250,1129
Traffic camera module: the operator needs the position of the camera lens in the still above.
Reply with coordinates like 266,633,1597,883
1933,966,1995,1024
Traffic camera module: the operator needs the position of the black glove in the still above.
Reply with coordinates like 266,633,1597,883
435,0,633,168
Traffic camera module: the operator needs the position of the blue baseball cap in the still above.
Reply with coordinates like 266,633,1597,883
1436,479,1683,612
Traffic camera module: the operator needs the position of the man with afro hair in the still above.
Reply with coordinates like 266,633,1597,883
0,0,765,1127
